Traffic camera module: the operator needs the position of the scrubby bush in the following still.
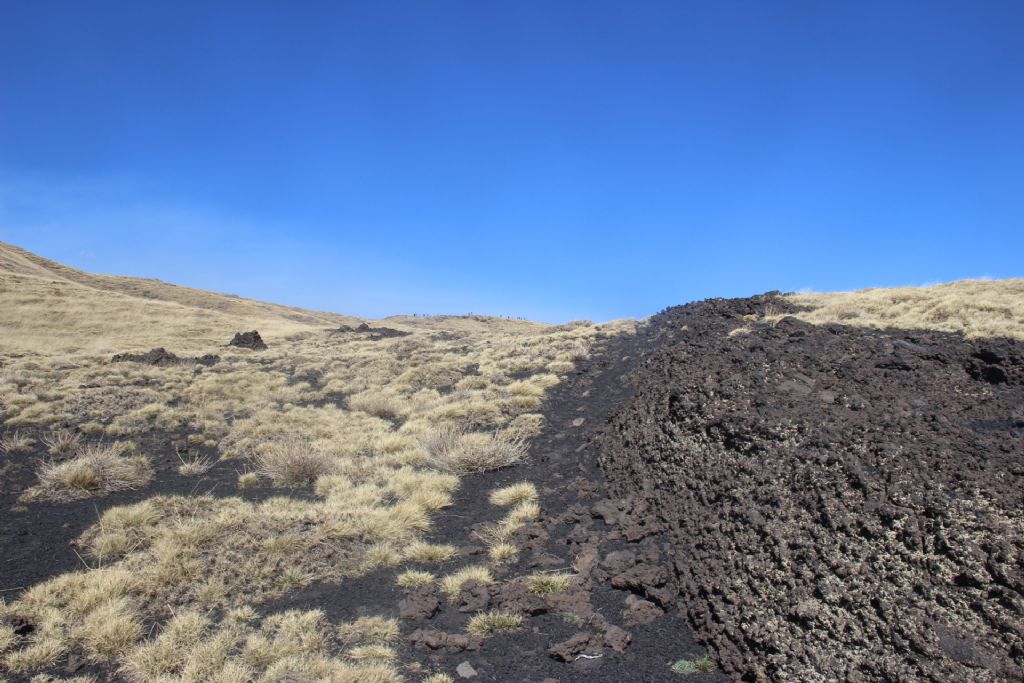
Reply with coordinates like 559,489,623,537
253,437,335,488
34,443,151,500
422,427,527,474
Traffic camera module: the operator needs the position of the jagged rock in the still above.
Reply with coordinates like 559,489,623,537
228,330,267,350
399,584,440,620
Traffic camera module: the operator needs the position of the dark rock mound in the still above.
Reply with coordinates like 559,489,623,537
112,347,219,367
229,330,267,350
595,294,1024,682
332,322,410,340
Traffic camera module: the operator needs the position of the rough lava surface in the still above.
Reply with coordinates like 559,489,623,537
595,294,1024,681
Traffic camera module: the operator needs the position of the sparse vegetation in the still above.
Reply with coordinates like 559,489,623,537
42,427,80,455
404,541,457,564
253,437,335,487
176,451,214,476
489,481,538,507
422,674,455,683
237,471,259,488
488,542,519,563
529,573,572,595
786,279,1024,340
423,427,528,474
0,430,33,454
671,656,715,675
348,391,409,421
0,242,631,680
466,609,523,636
337,616,400,645
397,570,435,588
440,566,494,599
29,442,152,501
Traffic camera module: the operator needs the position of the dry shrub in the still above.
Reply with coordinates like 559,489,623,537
529,573,572,595
489,482,538,507
403,542,456,564
347,391,409,421
422,427,527,474
396,570,435,588
42,427,81,456
440,566,493,598
176,452,214,476
0,430,33,454
337,616,400,645
253,437,335,488
33,443,151,501
466,610,522,636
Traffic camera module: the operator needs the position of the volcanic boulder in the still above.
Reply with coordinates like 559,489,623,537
229,330,267,350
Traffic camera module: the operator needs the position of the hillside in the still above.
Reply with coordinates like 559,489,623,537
0,244,1021,682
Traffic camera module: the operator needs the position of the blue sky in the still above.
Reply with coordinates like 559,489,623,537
2,1,1022,322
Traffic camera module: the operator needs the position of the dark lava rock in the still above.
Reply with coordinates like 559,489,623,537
332,323,410,340
112,347,219,366
602,625,632,652
399,584,441,620
408,629,483,653
229,330,267,350
455,579,491,613
548,632,597,662
622,596,664,626
594,293,1024,681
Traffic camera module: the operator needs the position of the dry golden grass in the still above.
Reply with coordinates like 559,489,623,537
396,570,435,588
252,437,336,488
488,482,538,507
466,610,523,636
529,573,573,595
784,279,1024,340
337,616,400,645
440,566,494,599
28,442,152,502
0,242,635,680
0,241,359,356
422,674,455,683
0,430,33,454
422,427,527,474
403,542,457,564
42,427,81,456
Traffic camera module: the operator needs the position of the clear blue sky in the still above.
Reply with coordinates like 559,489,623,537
2,1,1022,322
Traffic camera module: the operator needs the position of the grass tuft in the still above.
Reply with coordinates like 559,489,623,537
33,443,151,500
422,427,527,474
488,482,538,507
42,427,81,456
671,656,715,675
466,609,523,636
176,452,215,476
346,644,397,663
529,573,572,595
0,430,34,454
338,616,400,645
488,543,519,564
253,437,335,487
403,541,457,564
440,566,494,599
397,570,435,588
237,471,259,488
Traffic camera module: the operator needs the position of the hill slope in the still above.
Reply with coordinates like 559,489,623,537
0,242,548,356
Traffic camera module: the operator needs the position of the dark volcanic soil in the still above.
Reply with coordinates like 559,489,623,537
594,295,1024,682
